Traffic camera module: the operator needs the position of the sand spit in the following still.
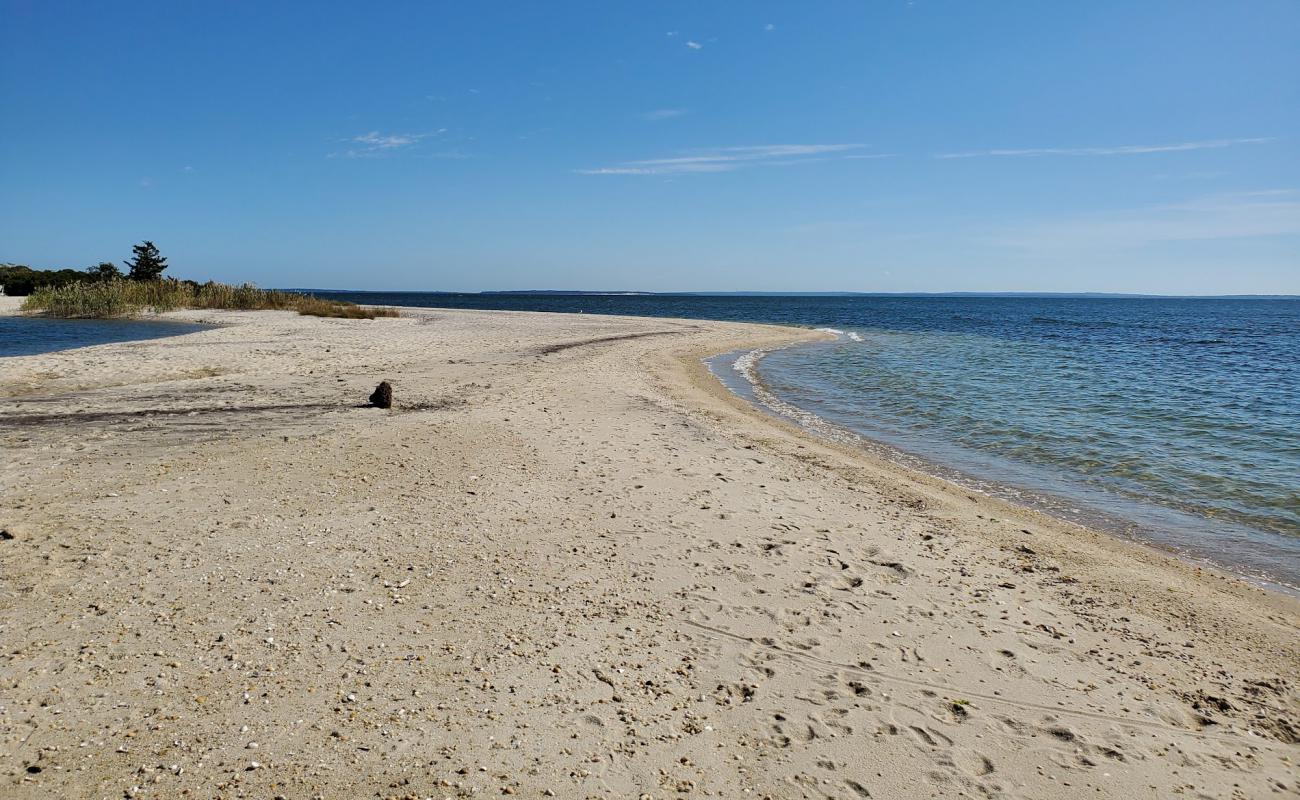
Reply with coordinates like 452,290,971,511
1,304,1297,799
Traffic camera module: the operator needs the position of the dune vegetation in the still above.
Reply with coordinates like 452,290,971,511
20,279,400,320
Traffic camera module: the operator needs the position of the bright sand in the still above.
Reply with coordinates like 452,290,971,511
1,299,1297,799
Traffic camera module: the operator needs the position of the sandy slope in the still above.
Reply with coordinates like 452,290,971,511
1,304,1296,800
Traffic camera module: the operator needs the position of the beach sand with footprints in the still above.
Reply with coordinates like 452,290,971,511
2,299,1297,798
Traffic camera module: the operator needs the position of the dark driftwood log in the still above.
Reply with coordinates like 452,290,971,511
369,381,393,409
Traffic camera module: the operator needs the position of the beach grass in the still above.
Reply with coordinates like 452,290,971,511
20,279,399,320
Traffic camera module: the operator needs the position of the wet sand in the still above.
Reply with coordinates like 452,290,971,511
1,300,1297,799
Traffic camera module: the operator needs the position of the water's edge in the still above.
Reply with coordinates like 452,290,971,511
706,343,1299,598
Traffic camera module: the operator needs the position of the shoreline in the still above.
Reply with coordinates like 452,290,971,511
1,305,1297,797
705,343,1300,598
656,325,1300,617
6,296,1288,599
12,292,1295,595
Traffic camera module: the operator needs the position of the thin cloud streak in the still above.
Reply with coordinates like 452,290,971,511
354,131,422,149
330,129,447,159
936,137,1274,159
642,108,687,121
578,144,870,175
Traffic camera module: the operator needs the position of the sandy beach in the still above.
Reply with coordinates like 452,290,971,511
1,301,1297,799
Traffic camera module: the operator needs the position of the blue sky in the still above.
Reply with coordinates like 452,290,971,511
2,1,1297,293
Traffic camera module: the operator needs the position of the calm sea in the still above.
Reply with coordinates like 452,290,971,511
0,316,210,357
322,292,1300,591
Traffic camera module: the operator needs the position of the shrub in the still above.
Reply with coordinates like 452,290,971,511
86,262,124,281
22,281,145,318
21,279,400,320
293,296,401,319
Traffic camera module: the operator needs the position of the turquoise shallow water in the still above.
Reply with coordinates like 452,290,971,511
760,324,1299,539
719,301,1300,591
322,292,1300,589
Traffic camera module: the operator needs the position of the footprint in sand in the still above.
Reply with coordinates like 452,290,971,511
909,724,953,747
989,646,1031,677
949,747,995,777
830,573,865,591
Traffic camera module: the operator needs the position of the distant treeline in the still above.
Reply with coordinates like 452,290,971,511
0,263,122,296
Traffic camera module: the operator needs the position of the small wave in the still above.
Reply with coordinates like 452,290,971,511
730,349,865,447
814,328,864,343
731,349,763,381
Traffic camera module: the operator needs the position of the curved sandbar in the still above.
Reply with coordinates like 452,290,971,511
1,303,1296,798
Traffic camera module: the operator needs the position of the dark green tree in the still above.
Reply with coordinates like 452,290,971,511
87,262,123,281
125,241,168,281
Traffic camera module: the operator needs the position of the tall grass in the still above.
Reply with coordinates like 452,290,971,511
21,279,400,320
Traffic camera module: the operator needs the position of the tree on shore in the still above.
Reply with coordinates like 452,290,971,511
125,241,168,281
87,262,123,281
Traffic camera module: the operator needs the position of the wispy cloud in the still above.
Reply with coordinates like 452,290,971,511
331,129,447,158
989,190,1300,250
685,40,703,50
642,108,687,121
355,131,422,149
578,144,869,175
936,137,1274,159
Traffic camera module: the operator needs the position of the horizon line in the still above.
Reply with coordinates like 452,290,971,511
292,288,1300,299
